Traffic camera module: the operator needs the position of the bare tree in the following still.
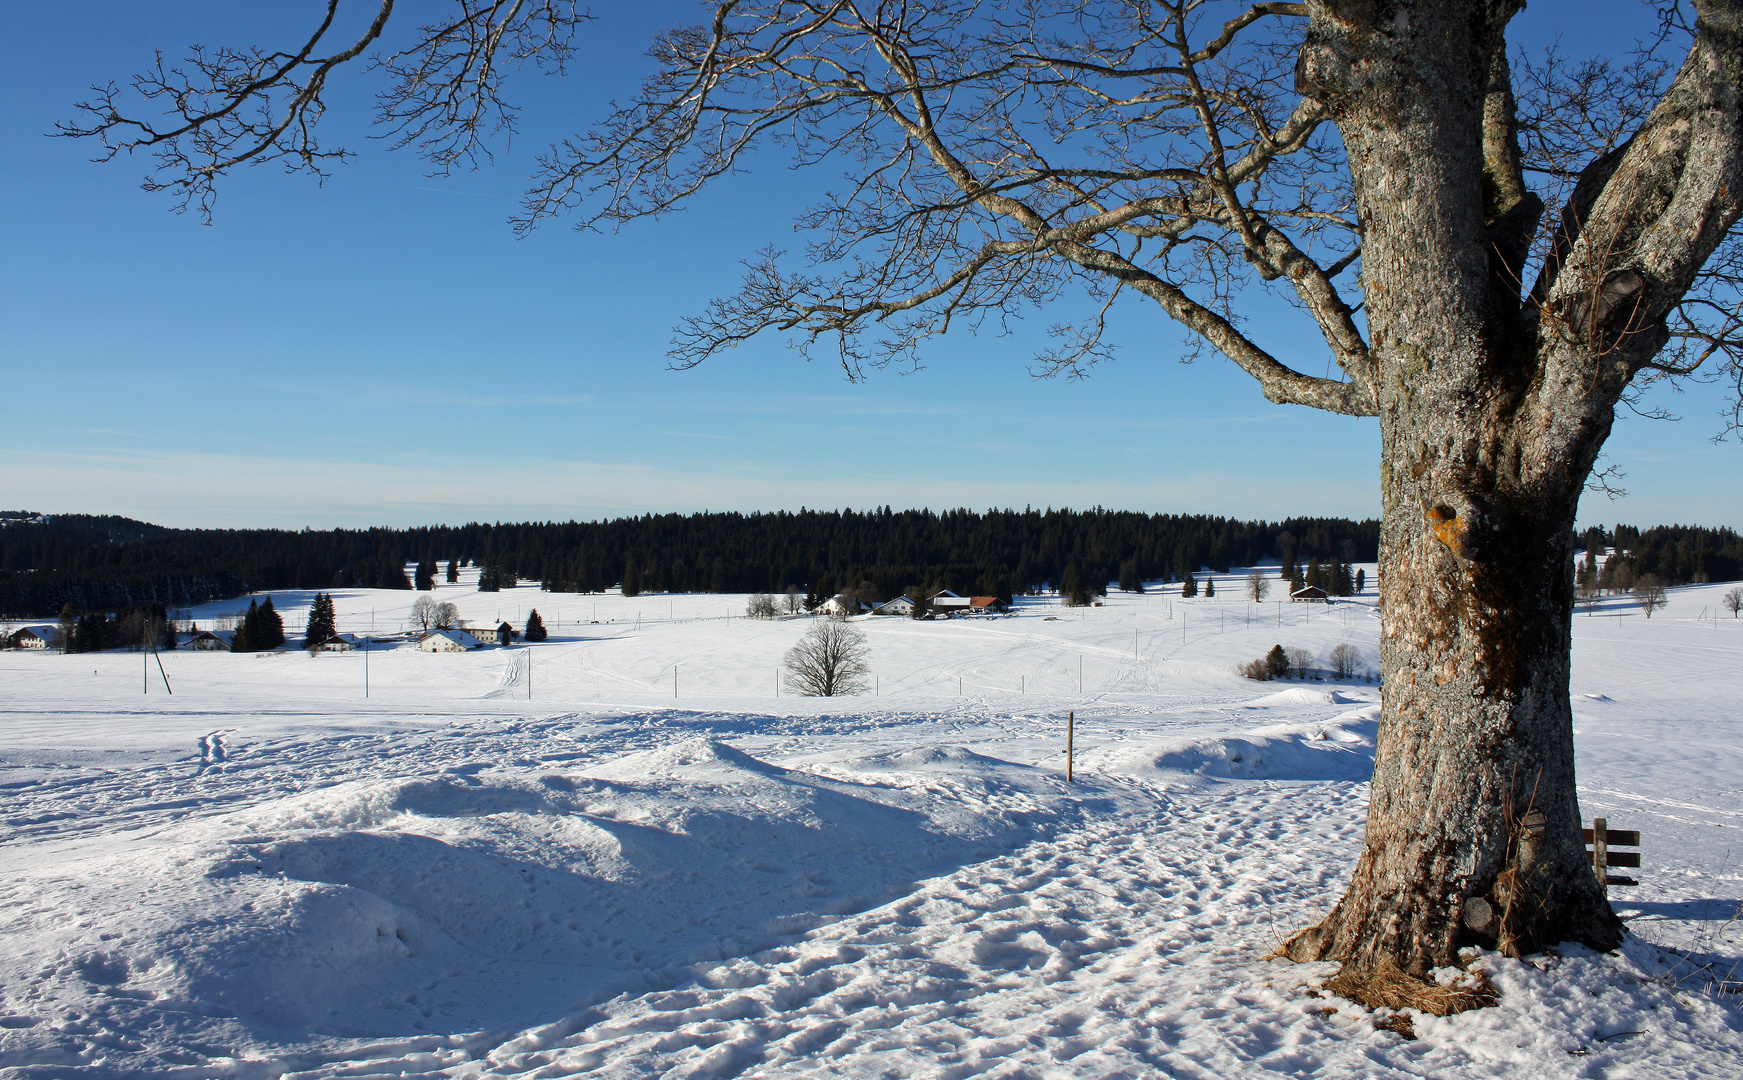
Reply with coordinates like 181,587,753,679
783,619,871,697
1246,569,1271,604
783,585,804,615
746,593,777,619
410,595,443,632
1329,642,1362,680
1633,574,1669,618
436,601,459,629
1724,586,1743,618
1285,646,1315,682
65,0,1743,1006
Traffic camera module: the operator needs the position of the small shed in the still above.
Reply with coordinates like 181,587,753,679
319,633,364,652
1290,585,1330,603
420,629,483,652
872,596,915,616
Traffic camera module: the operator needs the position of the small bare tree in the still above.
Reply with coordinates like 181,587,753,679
1723,586,1743,619
1286,647,1315,681
1633,574,1669,618
1246,569,1271,604
1329,643,1362,680
436,601,459,629
784,620,871,697
746,593,777,619
783,585,804,615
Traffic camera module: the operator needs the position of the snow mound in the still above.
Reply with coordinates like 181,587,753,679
1242,687,1360,708
836,745,1021,774
585,736,787,780
1097,709,1379,782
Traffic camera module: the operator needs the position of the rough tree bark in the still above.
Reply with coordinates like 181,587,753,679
1281,0,1742,1002
64,0,1743,1009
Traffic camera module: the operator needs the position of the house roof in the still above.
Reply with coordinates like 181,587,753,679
968,596,1003,609
429,629,483,647
1290,585,1329,598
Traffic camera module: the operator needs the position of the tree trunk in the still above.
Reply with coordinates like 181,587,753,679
1282,0,1634,1003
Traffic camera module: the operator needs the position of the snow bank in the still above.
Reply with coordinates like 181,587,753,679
1095,706,1380,782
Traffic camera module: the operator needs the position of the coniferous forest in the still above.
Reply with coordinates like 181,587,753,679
1,509,1736,620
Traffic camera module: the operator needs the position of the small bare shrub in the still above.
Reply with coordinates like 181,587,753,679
1286,646,1314,680
1329,642,1361,679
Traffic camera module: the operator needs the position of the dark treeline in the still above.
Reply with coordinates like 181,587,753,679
1,509,1384,617
1578,523,1743,588
6,511,1738,621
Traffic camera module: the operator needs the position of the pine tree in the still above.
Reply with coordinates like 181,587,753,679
1118,559,1143,594
1290,564,1306,595
232,599,260,652
524,609,548,642
305,592,336,649
621,556,641,597
446,558,459,583
415,559,435,590
1306,558,1324,591
1059,563,1084,606
478,565,501,592
259,596,285,648
1355,568,1366,594
1182,574,1198,598
1204,576,1215,598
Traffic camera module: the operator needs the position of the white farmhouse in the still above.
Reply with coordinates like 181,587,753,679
420,629,483,653
872,596,915,616
821,594,866,617
8,625,61,649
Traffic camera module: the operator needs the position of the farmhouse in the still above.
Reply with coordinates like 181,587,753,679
872,596,915,616
461,621,517,645
319,633,364,652
8,625,61,649
822,594,866,617
179,630,231,650
8,623,61,648
929,592,1008,616
1290,585,1330,603
420,629,483,652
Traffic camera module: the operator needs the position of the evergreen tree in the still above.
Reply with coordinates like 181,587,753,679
1290,564,1306,595
232,599,260,652
1334,559,1355,597
620,556,641,597
1204,576,1215,598
305,592,337,649
1059,563,1084,605
415,559,436,590
1306,558,1325,591
524,609,548,642
259,596,285,648
1182,574,1198,598
1355,568,1366,594
1118,559,1143,594
478,565,502,592
446,558,459,583
57,603,78,654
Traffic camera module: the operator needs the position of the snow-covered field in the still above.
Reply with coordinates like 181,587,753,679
2,571,1740,1078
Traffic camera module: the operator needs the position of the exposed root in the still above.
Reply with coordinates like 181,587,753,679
1323,959,1499,1016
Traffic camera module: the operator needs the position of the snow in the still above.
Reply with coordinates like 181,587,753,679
1,570,1740,1077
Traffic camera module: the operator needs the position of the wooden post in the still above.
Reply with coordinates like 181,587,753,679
1067,710,1074,783
1593,816,1609,897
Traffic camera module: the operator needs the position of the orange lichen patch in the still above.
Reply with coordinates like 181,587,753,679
1427,505,1468,556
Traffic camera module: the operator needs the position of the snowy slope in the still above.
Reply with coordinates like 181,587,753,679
1,571,1739,1077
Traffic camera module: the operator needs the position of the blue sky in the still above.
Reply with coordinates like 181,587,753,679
1,1,1736,531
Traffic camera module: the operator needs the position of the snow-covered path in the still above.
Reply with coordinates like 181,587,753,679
2,578,1740,1078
